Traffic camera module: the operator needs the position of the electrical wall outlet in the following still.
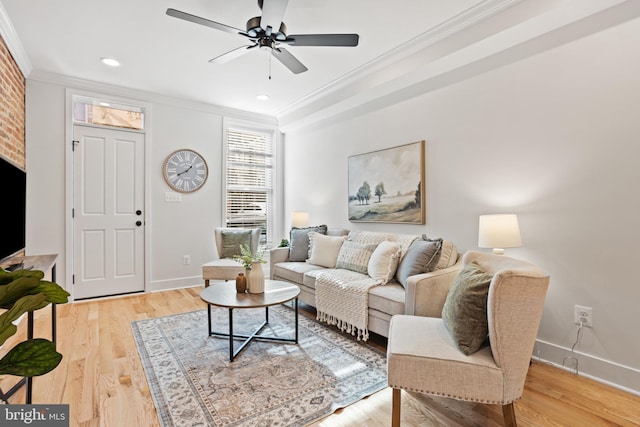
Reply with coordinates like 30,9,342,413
183,255,191,265
574,305,593,327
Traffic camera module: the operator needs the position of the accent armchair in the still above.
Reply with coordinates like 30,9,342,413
201,227,261,287
387,250,550,426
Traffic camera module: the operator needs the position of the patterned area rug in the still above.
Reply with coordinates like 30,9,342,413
131,304,388,426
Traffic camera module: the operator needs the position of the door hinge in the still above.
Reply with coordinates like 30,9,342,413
72,140,79,151
72,274,75,285
72,208,74,218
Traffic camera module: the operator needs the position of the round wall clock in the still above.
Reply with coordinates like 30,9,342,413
163,149,208,193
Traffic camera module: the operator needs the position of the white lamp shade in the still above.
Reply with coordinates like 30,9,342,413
478,214,522,253
291,211,309,228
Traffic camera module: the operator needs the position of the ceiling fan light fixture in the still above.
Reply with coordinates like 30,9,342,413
258,38,275,49
246,17,262,38
274,22,287,41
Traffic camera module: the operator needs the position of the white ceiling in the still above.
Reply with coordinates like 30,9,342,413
1,0,638,126
0,0,488,115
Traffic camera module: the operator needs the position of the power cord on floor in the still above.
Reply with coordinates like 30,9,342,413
562,320,583,375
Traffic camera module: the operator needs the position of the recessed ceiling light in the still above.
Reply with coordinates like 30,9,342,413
100,57,121,67
256,94,269,101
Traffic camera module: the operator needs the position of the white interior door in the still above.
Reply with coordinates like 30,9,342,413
72,125,145,299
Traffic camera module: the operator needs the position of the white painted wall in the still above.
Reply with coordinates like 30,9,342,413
24,77,278,294
283,17,640,393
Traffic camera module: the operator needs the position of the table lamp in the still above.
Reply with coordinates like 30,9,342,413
291,211,309,228
478,214,522,255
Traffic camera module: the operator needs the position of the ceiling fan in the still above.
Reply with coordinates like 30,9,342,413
166,0,359,75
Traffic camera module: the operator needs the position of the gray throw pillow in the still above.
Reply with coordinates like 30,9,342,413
289,225,328,262
441,261,494,356
395,237,443,287
219,229,252,258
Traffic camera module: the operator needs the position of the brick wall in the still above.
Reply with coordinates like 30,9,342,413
0,34,25,169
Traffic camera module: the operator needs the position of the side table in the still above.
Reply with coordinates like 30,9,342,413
0,254,58,404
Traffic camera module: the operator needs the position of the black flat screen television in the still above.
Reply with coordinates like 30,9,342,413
0,155,26,263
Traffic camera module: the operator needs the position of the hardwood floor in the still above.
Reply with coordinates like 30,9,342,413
1,287,638,426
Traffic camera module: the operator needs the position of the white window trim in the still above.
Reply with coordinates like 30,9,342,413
222,117,283,249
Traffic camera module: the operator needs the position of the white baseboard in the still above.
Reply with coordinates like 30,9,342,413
533,339,640,397
149,276,203,292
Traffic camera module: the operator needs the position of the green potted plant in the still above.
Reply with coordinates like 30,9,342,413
233,244,266,271
278,239,289,248
0,268,70,378
233,244,266,293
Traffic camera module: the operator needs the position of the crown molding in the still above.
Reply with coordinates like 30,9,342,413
27,69,278,125
275,0,521,119
0,0,32,76
276,0,636,133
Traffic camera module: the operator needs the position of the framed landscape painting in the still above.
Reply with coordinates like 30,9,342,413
348,140,425,224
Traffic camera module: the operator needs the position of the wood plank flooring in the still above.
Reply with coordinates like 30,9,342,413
1,286,638,426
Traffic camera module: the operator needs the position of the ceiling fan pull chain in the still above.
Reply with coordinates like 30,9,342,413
269,51,272,80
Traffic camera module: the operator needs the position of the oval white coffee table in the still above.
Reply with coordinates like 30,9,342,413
200,280,300,361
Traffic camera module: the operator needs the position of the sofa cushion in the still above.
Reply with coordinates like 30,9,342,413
348,231,417,259
327,228,350,237
219,229,252,258
441,261,494,355
289,225,328,262
348,230,395,246
368,281,405,315
335,241,377,274
302,268,324,290
307,232,347,268
273,261,325,284
368,240,401,284
435,240,459,269
395,237,442,288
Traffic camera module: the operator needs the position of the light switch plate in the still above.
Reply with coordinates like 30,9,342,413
165,192,182,202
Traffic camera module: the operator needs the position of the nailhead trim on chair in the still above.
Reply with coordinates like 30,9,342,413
388,384,518,405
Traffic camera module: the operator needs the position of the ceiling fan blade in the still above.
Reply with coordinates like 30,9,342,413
209,45,257,64
272,48,308,74
259,0,289,34
166,8,245,36
285,34,359,47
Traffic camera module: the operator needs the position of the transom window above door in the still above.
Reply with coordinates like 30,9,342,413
72,95,145,131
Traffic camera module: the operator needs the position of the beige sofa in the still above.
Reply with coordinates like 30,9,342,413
269,228,463,338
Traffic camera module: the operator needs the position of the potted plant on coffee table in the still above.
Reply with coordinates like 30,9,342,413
233,244,266,294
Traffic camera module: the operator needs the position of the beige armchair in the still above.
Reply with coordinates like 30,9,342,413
201,227,261,286
387,250,550,427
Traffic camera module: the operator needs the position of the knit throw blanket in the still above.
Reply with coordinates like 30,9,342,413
315,269,381,341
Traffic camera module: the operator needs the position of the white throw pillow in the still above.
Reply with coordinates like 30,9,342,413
307,232,347,268
368,240,401,284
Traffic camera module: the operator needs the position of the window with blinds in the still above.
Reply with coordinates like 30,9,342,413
225,127,274,249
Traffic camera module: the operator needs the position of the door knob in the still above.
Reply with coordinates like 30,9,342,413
136,210,142,215
136,221,142,226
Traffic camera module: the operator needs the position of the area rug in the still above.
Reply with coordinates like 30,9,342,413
131,304,388,427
